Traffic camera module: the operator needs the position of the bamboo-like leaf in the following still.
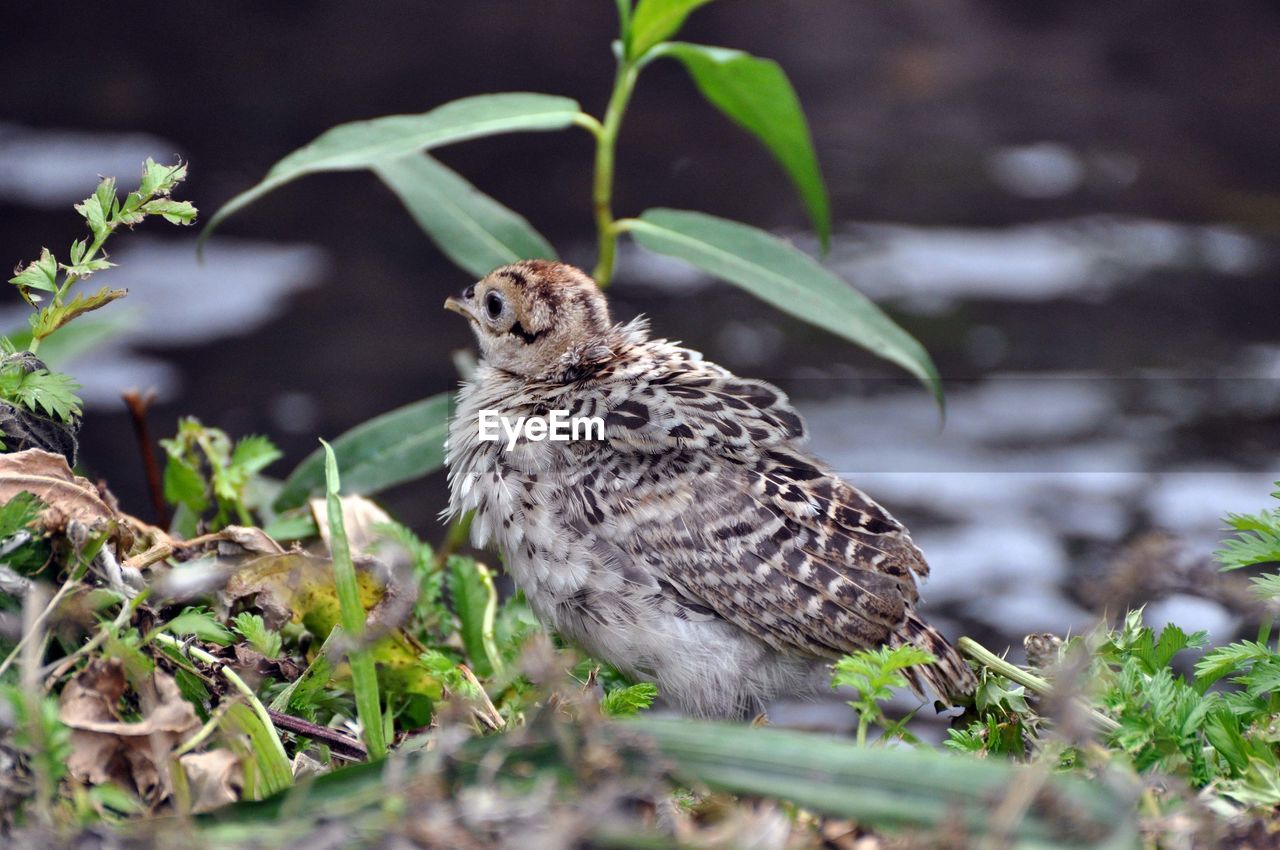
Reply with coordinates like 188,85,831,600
627,0,717,58
628,718,1138,849
373,153,556,278
275,393,451,512
322,441,387,759
625,209,942,408
200,93,582,245
653,42,830,248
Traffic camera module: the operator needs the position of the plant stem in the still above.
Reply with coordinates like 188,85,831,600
591,58,640,287
154,631,290,765
957,637,1120,734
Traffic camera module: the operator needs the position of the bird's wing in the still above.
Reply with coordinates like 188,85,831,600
594,347,805,455
583,439,928,659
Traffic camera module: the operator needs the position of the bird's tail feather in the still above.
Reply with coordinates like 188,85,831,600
892,614,976,705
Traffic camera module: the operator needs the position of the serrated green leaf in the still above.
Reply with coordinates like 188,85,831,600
30,286,127,341
231,434,283,477
1250,573,1280,601
201,94,582,246
626,209,943,408
601,682,658,717
654,42,830,248
9,248,60,295
1217,529,1280,571
374,153,557,278
274,393,451,511
232,612,282,659
0,368,83,421
141,198,197,225
138,157,187,199
627,0,716,58
0,491,44,539
1194,640,1272,688
75,193,110,242
447,555,502,677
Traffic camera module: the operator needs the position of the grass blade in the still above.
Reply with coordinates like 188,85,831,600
321,440,387,759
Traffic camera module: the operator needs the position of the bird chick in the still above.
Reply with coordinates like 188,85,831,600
444,259,975,718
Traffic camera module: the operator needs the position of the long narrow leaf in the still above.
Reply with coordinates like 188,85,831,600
322,441,387,759
628,718,1138,849
626,208,942,408
275,393,451,511
655,42,830,248
374,153,556,278
201,93,581,244
447,557,502,677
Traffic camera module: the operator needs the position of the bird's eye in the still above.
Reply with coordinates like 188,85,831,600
485,291,504,319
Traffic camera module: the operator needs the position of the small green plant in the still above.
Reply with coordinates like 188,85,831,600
832,644,935,746
2,159,195,428
160,419,282,533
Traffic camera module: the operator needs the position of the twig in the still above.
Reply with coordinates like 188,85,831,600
121,389,169,527
42,590,148,688
265,708,368,760
957,637,1120,733
19,585,54,827
153,631,290,766
460,663,506,731
0,550,92,678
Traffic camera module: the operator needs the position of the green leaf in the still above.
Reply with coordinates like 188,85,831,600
322,440,387,759
141,198,197,225
654,43,830,248
373,153,557,278
29,286,127,341
627,717,1137,846
627,0,716,58
221,702,292,798
601,682,658,717
75,192,110,242
626,209,943,407
274,392,451,512
162,607,234,646
3,313,135,371
0,368,83,421
1194,640,1272,688
163,454,209,515
230,434,283,477
201,93,582,246
1250,572,1280,601
447,556,502,677
232,612,282,659
9,248,60,296
0,491,43,539
137,158,187,199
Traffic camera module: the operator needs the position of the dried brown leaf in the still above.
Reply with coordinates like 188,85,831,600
58,659,200,802
178,749,242,813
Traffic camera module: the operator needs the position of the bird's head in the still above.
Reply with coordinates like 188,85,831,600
445,260,615,379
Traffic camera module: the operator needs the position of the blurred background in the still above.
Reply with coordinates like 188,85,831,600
3,1,1279,684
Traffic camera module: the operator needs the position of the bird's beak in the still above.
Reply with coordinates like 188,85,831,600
444,295,475,322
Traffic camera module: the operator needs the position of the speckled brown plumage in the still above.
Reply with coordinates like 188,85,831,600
444,260,975,718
